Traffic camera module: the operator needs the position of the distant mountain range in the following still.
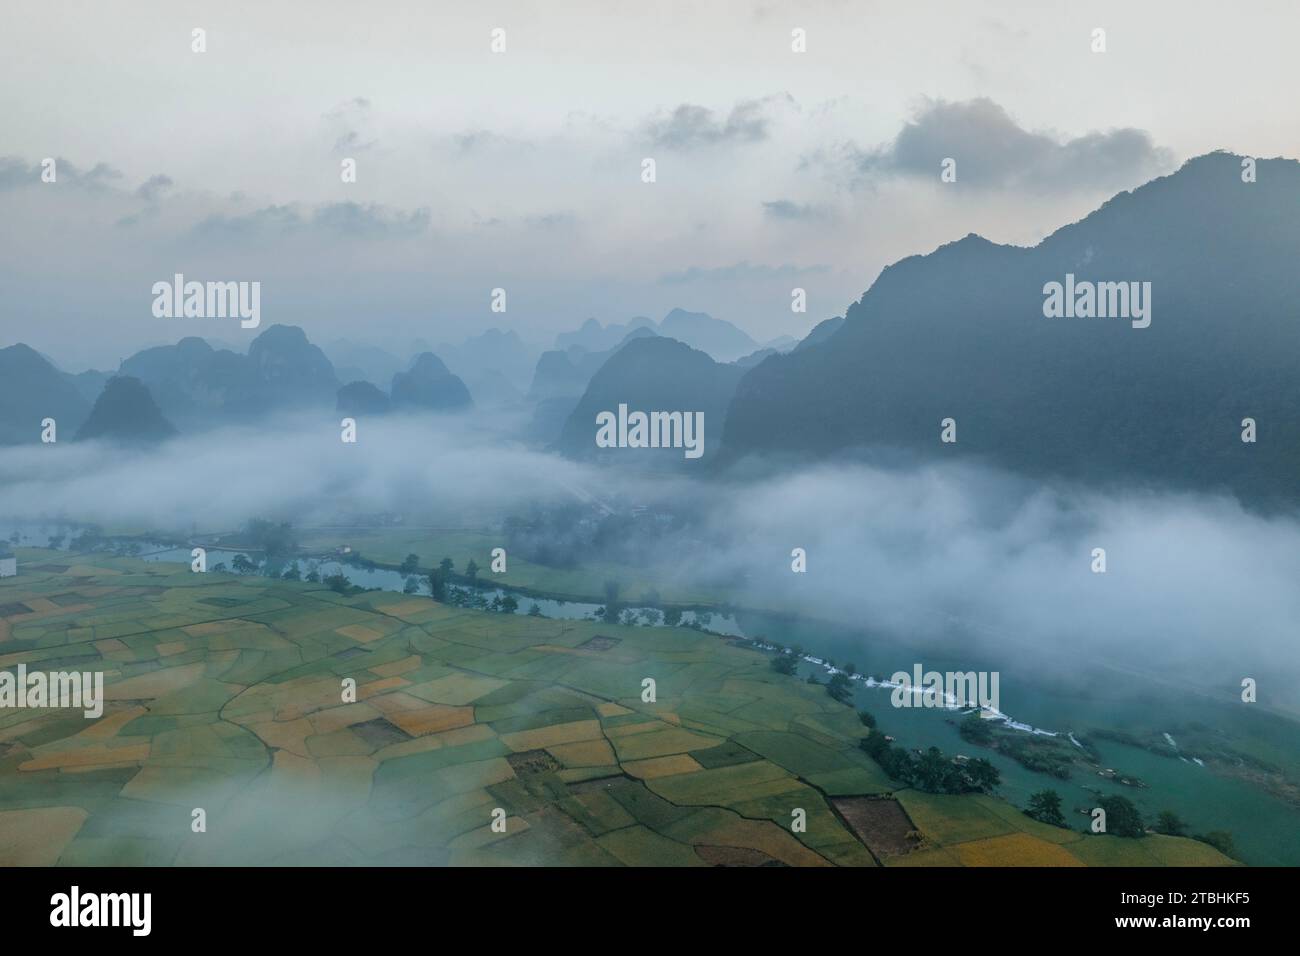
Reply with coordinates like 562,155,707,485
390,353,473,411
75,376,177,443
430,328,538,399
555,308,767,363
16,154,1289,500
718,153,1300,501
0,344,90,444
555,336,747,465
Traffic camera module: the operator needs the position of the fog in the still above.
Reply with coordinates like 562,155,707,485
3,411,1297,714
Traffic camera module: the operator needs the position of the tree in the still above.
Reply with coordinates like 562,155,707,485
826,673,854,705
428,569,447,602
399,553,420,575
603,579,620,605
281,565,301,581
770,653,798,675
663,607,682,627
965,758,1000,794
1192,830,1237,859
1026,789,1068,828
323,572,352,594
959,711,994,745
403,576,419,594
500,594,519,614
464,559,478,581
243,518,296,563
858,710,877,729
439,557,455,576
231,553,256,574
527,603,542,617
914,747,957,793
1098,794,1145,838
1154,810,1188,837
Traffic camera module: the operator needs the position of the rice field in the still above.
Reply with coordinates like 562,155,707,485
0,548,1235,866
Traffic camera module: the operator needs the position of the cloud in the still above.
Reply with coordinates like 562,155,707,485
3,420,1296,713
323,97,377,154
658,260,830,284
0,155,125,192
692,459,1300,712
524,211,578,230
135,174,174,201
761,199,831,221
192,201,429,241
643,97,780,150
849,98,1175,192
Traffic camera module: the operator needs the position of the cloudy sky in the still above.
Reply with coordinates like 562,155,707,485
2,0,1297,369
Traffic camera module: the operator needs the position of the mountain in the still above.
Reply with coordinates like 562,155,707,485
719,153,1300,501
462,369,524,409
0,344,90,444
527,327,658,404
390,353,473,411
433,328,539,395
118,336,250,428
555,316,655,352
658,308,759,361
793,315,845,352
556,336,745,464
761,334,799,352
241,325,338,411
74,376,177,443
337,380,391,416
322,340,405,387
734,347,778,369
553,310,759,363
117,326,339,426
68,369,112,404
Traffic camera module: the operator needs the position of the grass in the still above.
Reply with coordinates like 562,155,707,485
0,547,1235,867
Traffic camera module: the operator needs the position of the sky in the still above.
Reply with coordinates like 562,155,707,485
2,0,1298,369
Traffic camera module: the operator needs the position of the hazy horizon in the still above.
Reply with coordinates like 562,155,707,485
6,0,1298,369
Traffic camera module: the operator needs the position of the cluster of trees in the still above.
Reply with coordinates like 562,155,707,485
240,518,296,564
323,571,355,594
770,652,799,676
1022,790,1238,857
440,588,517,613
591,580,695,628
502,504,590,569
502,503,683,572
959,713,1074,779
1025,789,1069,828
857,713,999,795
419,557,517,613
768,649,858,706
826,672,854,705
